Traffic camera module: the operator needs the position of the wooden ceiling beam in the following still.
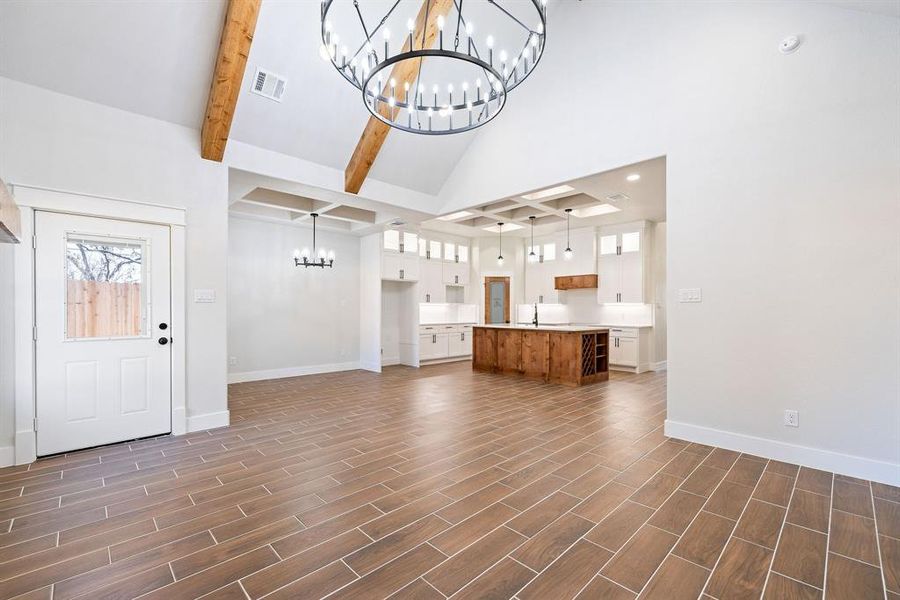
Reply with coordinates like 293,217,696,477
0,178,21,244
201,0,261,162
344,0,454,194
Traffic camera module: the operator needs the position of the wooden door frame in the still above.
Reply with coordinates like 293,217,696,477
484,276,510,324
10,185,187,467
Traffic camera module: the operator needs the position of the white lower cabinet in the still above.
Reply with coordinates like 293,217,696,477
419,333,449,360
449,327,473,356
608,327,650,372
418,324,473,362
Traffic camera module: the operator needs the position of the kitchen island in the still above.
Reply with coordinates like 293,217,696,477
472,325,609,386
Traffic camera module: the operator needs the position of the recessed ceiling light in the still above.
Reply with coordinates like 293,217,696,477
571,204,621,218
437,210,473,221
521,184,575,201
483,223,523,233
626,173,640,182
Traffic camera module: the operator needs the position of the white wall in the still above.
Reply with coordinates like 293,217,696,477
381,282,402,365
439,3,900,483
0,76,230,448
226,216,360,382
0,244,15,463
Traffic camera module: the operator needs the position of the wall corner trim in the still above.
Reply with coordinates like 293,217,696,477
665,419,900,487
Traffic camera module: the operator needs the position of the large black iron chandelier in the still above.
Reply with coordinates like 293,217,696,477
319,0,548,135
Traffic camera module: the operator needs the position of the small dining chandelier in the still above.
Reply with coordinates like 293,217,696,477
563,207,573,259
319,0,548,135
293,213,335,268
497,222,504,266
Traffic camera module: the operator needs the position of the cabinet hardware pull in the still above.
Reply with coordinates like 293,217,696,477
461,333,465,341
400,269,404,279
432,334,436,343
426,293,430,302
399,243,404,253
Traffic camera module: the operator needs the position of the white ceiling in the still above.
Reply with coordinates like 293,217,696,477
0,0,525,196
0,0,894,199
421,156,666,237
0,0,225,128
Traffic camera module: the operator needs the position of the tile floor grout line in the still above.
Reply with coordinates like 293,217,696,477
822,473,835,598
759,461,801,598
870,479,890,600
690,457,772,600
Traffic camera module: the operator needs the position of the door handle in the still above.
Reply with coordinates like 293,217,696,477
158,337,169,345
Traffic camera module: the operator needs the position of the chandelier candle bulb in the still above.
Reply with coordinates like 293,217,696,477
321,0,545,135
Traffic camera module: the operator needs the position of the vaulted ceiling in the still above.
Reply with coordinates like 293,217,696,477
0,0,896,199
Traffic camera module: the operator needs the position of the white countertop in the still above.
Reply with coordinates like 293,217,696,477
475,324,610,333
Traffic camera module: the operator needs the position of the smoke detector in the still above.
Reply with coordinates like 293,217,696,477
250,68,286,102
779,35,802,54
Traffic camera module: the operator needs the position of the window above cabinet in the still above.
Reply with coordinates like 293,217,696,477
383,230,418,254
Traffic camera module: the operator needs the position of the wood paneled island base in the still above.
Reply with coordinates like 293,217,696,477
473,325,609,386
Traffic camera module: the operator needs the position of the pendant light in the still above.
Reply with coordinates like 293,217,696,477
527,216,538,263
564,208,573,260
292,213,335,268
497,222,505,266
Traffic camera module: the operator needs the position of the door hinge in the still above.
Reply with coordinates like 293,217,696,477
33,418,38,432
32,325,37,341
32,235,37,249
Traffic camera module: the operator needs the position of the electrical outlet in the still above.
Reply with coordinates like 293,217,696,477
784,410,799,428
228,356,238,366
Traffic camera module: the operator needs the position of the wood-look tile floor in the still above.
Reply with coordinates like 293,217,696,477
0,363,897,599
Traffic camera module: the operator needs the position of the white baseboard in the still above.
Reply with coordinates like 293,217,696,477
651,360,667,371
359,360,381,373
665,419,900,486
187,410,230,433
381,356,400,367
227,361,361,384
0,445,15,468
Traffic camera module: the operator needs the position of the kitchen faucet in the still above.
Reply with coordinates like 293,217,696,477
532,303,539,328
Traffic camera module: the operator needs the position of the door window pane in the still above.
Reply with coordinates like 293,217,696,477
621,231,641,253
600,235,618,255
66,236,147,339
429,240,442,259
383,230,400,251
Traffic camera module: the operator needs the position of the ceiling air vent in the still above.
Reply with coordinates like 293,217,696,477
250,68,286,102
606,193,630,202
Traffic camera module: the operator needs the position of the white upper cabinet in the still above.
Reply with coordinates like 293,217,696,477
419,260,444,303
382,252,419,282
597,222,649,304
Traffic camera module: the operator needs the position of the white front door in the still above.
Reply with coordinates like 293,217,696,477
35,211,172,456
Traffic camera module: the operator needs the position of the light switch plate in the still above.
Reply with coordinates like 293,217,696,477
193,289,216,303
678,288,702,303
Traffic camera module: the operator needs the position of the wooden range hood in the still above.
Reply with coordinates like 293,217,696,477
554,274,598,291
